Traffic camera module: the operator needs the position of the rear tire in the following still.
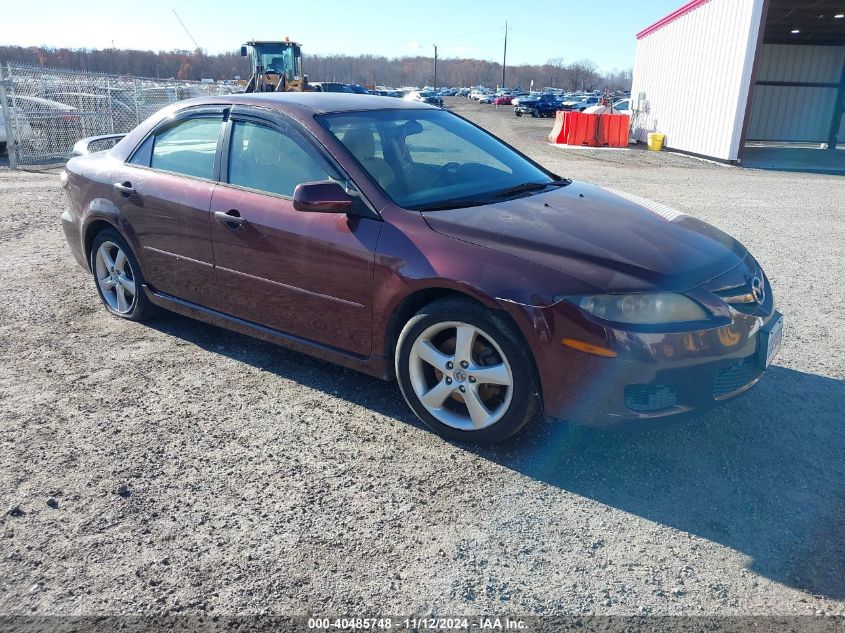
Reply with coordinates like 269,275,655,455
395,298,539,444
90,228,158,322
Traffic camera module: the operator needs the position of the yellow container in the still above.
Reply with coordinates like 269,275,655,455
647,132,666,151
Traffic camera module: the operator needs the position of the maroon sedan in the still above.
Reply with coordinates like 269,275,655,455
60,93,782,443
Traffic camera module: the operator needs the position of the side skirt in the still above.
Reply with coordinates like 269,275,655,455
145,287,391,380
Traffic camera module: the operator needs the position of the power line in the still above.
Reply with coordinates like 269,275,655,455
172,9,201,51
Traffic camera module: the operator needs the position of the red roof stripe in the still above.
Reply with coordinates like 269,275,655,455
636,0,713,40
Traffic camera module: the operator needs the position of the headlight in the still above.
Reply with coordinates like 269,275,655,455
561,293,709,324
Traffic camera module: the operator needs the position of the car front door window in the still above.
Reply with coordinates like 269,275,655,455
228,120,332,195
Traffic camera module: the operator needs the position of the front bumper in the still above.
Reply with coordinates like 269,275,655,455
506,290,780,427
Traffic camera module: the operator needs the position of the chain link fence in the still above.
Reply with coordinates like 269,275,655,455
0,63,238,166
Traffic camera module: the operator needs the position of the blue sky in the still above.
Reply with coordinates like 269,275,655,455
5,0,683,71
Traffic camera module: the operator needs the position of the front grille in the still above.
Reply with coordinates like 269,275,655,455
710,260,768,315
713,281,759,314
713,356,761,399
624,384,677,413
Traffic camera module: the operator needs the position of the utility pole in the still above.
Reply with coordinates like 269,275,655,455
502,21,508,90
433,44,438,90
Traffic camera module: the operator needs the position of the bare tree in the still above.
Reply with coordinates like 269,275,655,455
0,45,632,92
567,59,598,91
545,57,565,89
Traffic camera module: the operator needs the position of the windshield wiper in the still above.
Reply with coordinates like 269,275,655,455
413,199,492,211
413,179,572,211
492,179,571,199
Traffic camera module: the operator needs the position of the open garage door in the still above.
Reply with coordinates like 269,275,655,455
741,0,845,172
747,43,845,144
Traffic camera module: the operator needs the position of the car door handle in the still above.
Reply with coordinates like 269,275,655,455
113,182,135,196
214,210,247,227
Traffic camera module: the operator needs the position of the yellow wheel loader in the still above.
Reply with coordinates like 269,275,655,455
240,39,310,93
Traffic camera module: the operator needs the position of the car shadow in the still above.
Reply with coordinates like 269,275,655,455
482,366,845,600
148,311,845,599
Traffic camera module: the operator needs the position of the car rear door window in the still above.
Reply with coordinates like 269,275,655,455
227,120,331,197
150,117,222,179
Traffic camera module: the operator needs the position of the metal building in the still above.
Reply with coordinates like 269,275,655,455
630,0,845,171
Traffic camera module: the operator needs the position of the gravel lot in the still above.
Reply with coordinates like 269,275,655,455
1,97,844,618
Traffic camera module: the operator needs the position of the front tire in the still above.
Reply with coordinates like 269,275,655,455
90,228,158,321
395,298,539,443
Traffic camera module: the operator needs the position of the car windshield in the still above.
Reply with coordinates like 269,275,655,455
320,109,561,210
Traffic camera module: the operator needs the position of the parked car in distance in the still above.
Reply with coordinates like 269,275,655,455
583,100,633,117
0,103,11,152
559,95,586,110
612,99,632,115
404,90,444,107
514,93,561,118
1,96,49,149
309,82,355,93
574,96,601,112
61,92,781,444
134,86,182,119
7,95,83,154
492,95,513,105
45,92,136,136
348,84,370,94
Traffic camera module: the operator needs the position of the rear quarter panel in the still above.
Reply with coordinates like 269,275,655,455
64,153,122,268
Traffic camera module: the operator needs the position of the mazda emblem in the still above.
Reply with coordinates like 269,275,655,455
751,276,765,304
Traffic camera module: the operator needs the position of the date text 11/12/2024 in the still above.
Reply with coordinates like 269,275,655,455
307,616,527,629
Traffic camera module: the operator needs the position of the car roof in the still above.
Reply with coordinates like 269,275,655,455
11,95,77,110
186,92,436,114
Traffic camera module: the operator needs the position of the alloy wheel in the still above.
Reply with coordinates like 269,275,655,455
94,241,137,314
408,321,514,431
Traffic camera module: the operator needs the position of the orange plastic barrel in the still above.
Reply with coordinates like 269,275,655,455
548,111,566,143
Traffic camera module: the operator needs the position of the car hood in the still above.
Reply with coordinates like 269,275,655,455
421,182,747,294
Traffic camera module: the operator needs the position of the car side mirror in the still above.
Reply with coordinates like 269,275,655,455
240,46,248,57
293,181,354,213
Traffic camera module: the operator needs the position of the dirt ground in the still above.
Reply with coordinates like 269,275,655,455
1,97,844,618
